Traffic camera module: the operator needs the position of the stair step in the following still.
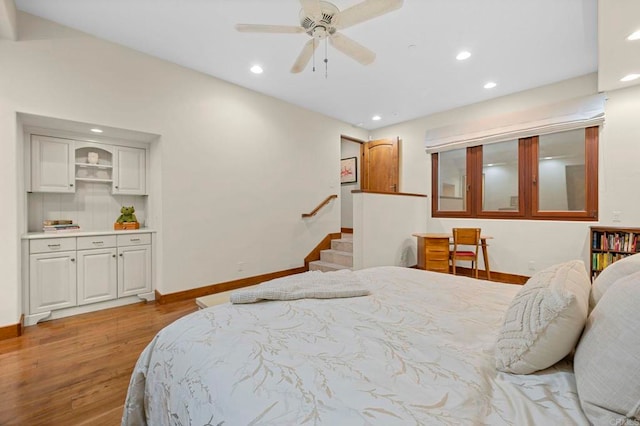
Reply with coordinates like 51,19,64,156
331,238,353,253
320,249,353,267
341,233,353,240
308,260,351,272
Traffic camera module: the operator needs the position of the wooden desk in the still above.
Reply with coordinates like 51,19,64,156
413,233,492,279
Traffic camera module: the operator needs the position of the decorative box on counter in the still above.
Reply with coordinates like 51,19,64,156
114,222,140,230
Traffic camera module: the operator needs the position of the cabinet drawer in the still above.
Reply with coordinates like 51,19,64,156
30,238,76,254
77,235,117,250
426,251,450,261
426,259,449,273
117,233,151,247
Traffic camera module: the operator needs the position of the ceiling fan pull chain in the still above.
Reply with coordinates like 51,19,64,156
324,37,328,78
312,38,316,72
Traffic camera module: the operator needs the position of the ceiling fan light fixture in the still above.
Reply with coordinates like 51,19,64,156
236,0,404,74
90,128,103,133
371,115,381,121
627,30,640,41
620,73,640,82
484,81,497,89
250,65,264,74
456,51,471,61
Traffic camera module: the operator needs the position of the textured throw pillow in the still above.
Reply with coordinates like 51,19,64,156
494,260,591,374
590,252,640,310
574,271,640,425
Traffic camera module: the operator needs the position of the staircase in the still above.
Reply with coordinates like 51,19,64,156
308,233,353,272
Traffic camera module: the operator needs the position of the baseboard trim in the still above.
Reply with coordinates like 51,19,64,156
0,314,24,341
156,267,307,304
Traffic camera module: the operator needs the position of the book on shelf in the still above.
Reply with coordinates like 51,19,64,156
592,230,640,253
42,219,73,226
43,223,80,233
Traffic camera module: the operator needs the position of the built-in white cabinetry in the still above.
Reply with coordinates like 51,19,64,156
28,134,147,195
29,248,77,313
24,231,154,325
114,146,146,195
76,235,118,305
117,233,152,296
30,135,75,193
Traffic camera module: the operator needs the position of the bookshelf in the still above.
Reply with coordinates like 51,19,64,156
590,226,640,281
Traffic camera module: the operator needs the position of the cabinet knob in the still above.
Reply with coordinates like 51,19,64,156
112,254,116,258
70,183,74,187
119,253,123,257
70,258,75,262
115,186,119,189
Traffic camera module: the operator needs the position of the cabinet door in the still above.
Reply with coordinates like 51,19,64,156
77,248,117,305
114,147,146,195
31,135,75,193
118,245,151,297
29,251,77,313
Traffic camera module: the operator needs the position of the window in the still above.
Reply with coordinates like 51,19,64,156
432,126,598,220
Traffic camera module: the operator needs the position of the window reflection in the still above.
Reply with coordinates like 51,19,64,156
438,149,466,211
538,129,585,211
482,140,518,211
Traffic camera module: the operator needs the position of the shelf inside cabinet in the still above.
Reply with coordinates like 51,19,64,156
76,177,113,183
75,163,113,169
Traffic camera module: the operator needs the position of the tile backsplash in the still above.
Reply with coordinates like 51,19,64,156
28,181,147,232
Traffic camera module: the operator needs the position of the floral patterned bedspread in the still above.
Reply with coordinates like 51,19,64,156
122,266,588,425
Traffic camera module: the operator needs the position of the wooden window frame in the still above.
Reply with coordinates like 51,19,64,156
432,126,599,221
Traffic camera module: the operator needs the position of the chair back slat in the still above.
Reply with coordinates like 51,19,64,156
453,228,480,246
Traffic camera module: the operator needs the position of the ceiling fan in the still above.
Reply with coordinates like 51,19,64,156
236,0,404,73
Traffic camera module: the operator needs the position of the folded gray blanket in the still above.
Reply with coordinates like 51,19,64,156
230,269,370,304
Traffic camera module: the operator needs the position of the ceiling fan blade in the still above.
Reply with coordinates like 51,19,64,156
329,32,376,65
291,38,318,73
299,0,322,19
335,0,404,30
235,24,305,34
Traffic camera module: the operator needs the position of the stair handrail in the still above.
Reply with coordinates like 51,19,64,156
302,194,338,218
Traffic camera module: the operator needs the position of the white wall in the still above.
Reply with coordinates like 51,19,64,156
0,12,367,327
371,74,640,277
352,192,428,269
340,138,361,228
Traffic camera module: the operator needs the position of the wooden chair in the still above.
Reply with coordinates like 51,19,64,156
450,228,481,278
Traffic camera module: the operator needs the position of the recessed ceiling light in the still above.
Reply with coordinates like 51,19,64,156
456,51,471,61
486,163,494,167
250,65,263,74
90,128,103,133
484,82,497,89
543,156,553,160
620,73,640,82
627,30,640,41
372,115,381,121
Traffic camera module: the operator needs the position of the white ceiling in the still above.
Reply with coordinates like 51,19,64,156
9,0,637,130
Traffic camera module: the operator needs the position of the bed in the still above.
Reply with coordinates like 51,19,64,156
122,264,640,425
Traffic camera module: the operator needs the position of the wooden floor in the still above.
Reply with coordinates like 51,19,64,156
0,299,198,425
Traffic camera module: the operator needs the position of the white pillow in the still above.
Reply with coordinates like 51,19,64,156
494,260,591,374
590,252,640,310
574,271,640,425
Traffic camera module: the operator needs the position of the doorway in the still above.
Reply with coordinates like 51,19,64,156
340,136,363,229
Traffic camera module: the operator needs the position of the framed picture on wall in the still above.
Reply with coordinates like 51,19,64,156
341,157,357,184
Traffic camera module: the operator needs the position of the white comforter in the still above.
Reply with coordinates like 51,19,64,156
122,266,589,425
